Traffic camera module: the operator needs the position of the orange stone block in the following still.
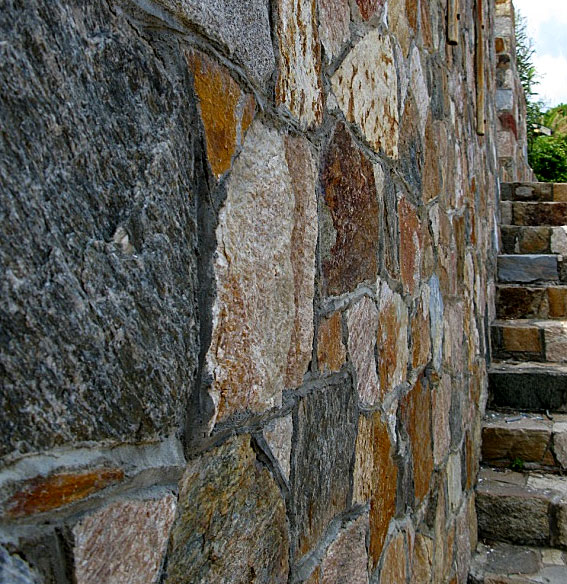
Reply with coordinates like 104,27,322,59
549,288,567,318
401,379,434,503
501,326,541,352
4,468,124,518
317,312,346,373
553,183,567,202
380,532,407,584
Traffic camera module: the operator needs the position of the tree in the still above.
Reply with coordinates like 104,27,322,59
530,132,567,182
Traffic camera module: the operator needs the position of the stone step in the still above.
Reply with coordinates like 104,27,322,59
476,468,567,548
482,411,567,471
496,285,567,319
469,541,567,583
500,225,567,255
501,182,567,203
491,319,567,363
498,254,560,283
489,361,567,413
501,201,567,227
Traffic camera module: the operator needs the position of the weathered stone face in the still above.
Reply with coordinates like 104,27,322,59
379,532,408,584
401,378,434,504
353,412,398,568
318,0,350,62
207,122,317,424
347,297,380,406
320,123,380,296
0,0,199,459
291,376,358,558
73,495,177,584
354,0,385,21
187,51,255,177
264,415,294,480
276,0,324,128
399,195,422,295
332,31,399,157
155,0,275,85
0,547,40,584
317,312,347,373
166,435,289,584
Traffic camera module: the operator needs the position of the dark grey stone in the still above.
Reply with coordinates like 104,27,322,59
0,0,200,461
484,543,540,575
155,0,275,86
498,255,559,283
489,365,567,412
290,374,358,561
0,547,41,584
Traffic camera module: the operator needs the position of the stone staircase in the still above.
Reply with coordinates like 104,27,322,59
470,183,567,583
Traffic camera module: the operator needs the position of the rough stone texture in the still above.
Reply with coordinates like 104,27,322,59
0,0,200,460
512,202,567,227
292,377,357,558
187,51,254,177
73,495,177,584
264,415,294,480
319,515,369,584
353,412,398,568
2,468,123,518
551,226,567,255
380,532,408,584
399,196,422,295
412,287,432,370
433,374,452,466
320,123,379,296
354,0,385,20
498,254,559,283
318,0,350,62
377,282,409,394
411,534,433,584
166,435,288,584
401,378,434,503
317,312,347,373
347,297,379,406
0,547,40,584
207,122,316,423
276,0,323,128
156,0,275,85
331,31,399,157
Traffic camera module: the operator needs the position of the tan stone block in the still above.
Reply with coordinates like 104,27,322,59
482,422,552,464
347,297,380,406
433,374,451,465
317,312,346,373
276,0,323,128
380,532,407,584
411,534,433,584
544,323,567,362
519,227,551,254
548,288,567,318
501,326,542,352
399,195,422,295
74,495,176,584
332,31,399,157
3,469,123,518
554,183,567,202
264,415,293,480
412,287,431,370
318,0,350,61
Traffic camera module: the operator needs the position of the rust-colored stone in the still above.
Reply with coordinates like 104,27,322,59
73,495,176,584
320,123,379,296
412,288,431,369
411,533,433,584
353,412,398,568
548,287,567,318
401,379,434,503
420,0,433,49
276,0,323,128
318,0,350,60
380,532,408,584
399,196,422,295
406,0,418,30
317,312,346,373
501,326,541,352
355,0,384,20
187,51,250,177
284,135,318,388
4,468,123,518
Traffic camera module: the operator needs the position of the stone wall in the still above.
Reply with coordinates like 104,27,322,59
0,0,501,582
494,0,533,181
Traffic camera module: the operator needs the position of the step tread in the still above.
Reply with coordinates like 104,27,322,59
490,361,567,375
469,542,567,584
492,319,567,328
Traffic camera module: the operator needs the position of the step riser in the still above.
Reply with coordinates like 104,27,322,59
501,182,567,203
489,370,567,412
496,286,567,319
500,225,567,255
498,255,559,284
491,323,567,363
501,201,567,227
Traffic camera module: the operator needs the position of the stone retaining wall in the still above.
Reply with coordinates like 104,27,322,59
0,0,506,582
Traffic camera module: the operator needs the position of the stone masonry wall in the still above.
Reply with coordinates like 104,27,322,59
0,0,501,582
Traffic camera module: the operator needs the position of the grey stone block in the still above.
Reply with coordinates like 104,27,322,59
0,0,200,459
498,254,559,283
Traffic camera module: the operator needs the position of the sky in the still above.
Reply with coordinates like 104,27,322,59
512,0,567,108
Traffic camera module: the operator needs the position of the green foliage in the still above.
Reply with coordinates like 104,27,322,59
543,104,567,134
530,132,567,182
510,457,524,472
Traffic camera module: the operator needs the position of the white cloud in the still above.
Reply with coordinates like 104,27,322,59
513,0,567,36
533,53,567,106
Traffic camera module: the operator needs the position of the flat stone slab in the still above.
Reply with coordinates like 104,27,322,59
496,285,567,319
489,361,567,413
469,542,567,584
509,202,567,227
498,255,559,283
